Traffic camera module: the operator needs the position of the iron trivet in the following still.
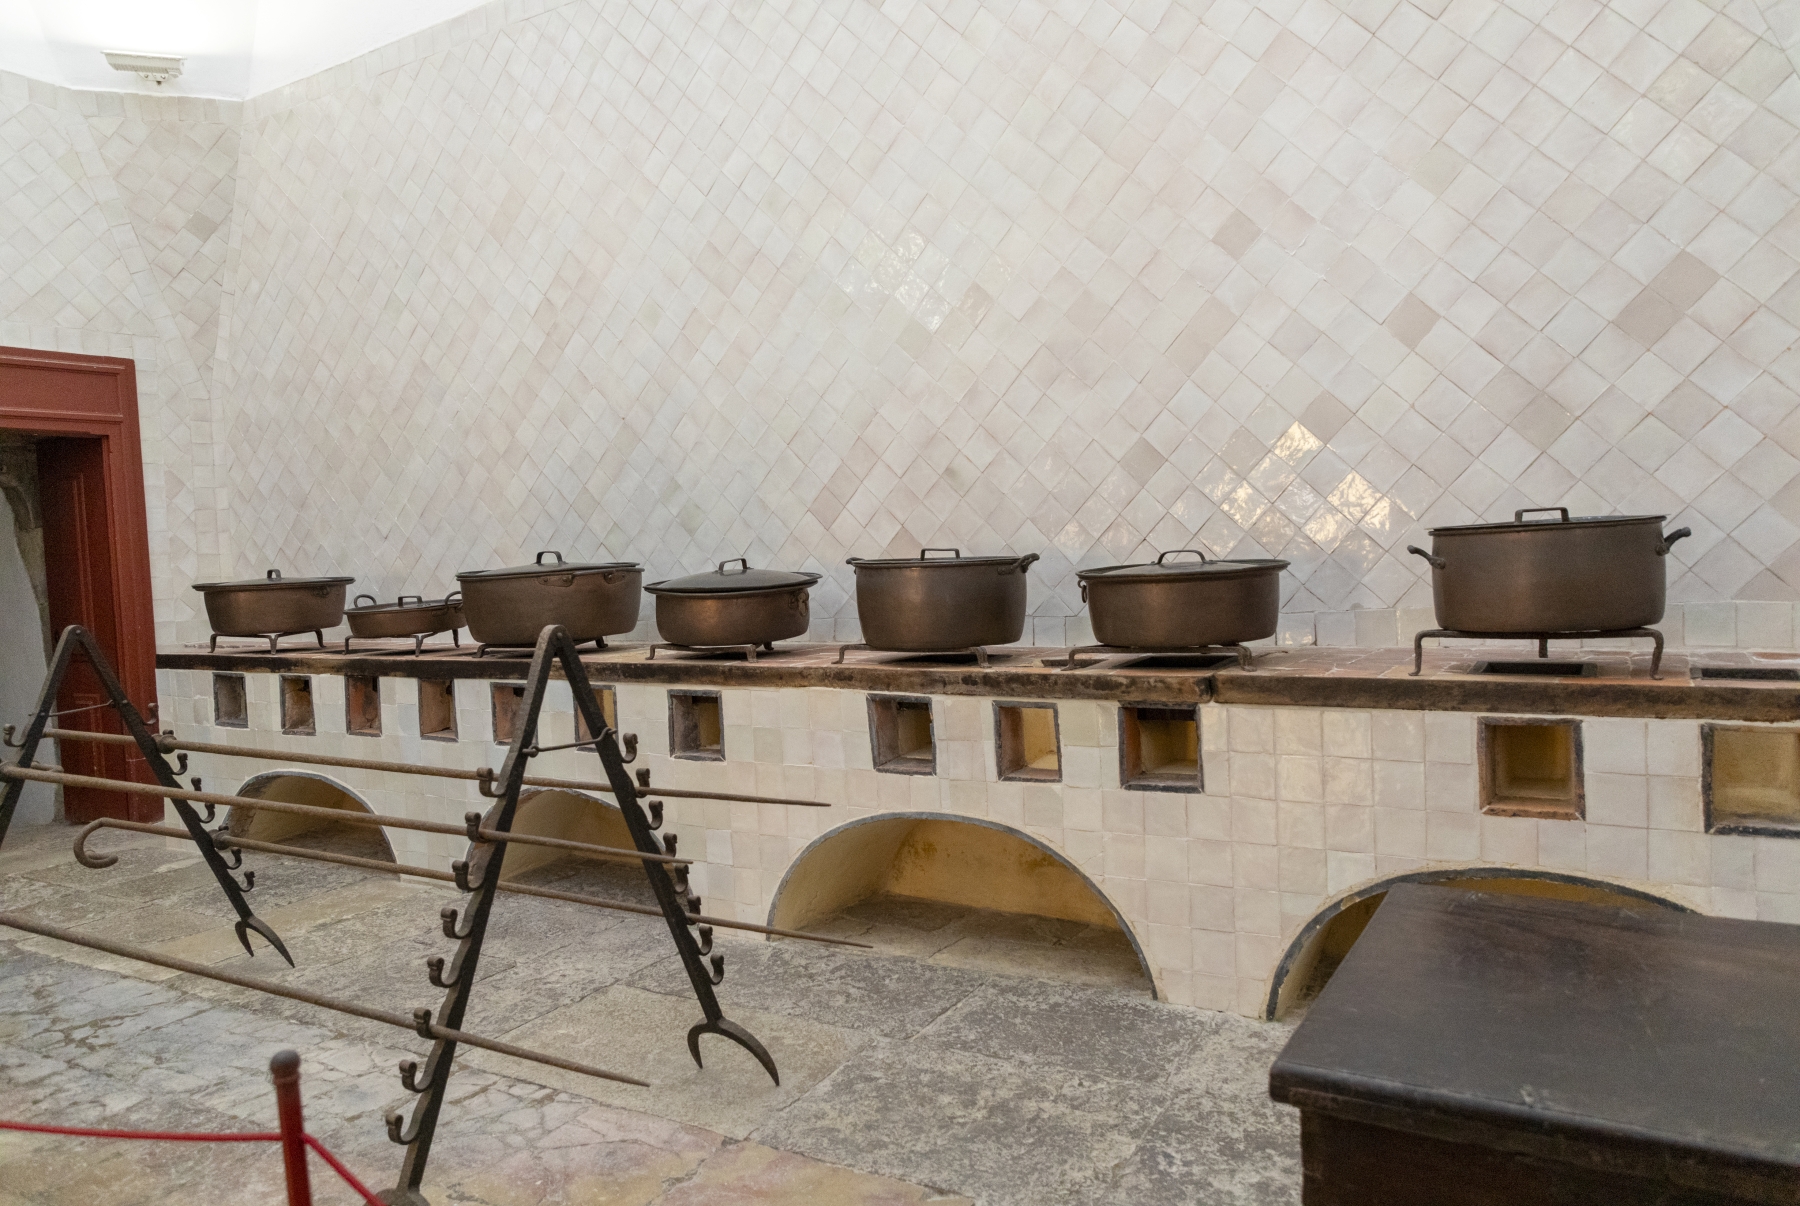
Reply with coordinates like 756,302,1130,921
474,635,608,658
833,645,1000,666
648,642,781,661
1410,626,1664,679
1056,643,1254,671
344,630,463,656
210,629,327,654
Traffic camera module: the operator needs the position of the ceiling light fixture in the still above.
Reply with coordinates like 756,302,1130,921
103,51,184,85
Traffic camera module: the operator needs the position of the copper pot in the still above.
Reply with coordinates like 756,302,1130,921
1408,508,1691,633
345,593,464,640
192,569,352,636
847,549,1039,651
1078,550,1287,647
647,559,820,647
455,551,642,647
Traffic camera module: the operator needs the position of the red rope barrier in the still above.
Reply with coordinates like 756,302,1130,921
0,1119,386,1205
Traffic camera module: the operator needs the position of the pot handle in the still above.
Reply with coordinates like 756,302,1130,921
1658,526,1692,556
717,557,749,574
1002,552,1040,575
1407,545,1447,570
398,595,424,605
920,548,961,559
354,593,376,607
535,551,565,565
1156,548,1212,565
1514,506,1570,523
266,569,283,580
443,592,462,605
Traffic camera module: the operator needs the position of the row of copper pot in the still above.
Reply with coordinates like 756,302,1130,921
193,507,1695,650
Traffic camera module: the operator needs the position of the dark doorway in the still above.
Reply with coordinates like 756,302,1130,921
0,348,158,822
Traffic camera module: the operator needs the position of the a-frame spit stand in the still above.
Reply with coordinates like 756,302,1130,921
0,624,850,1204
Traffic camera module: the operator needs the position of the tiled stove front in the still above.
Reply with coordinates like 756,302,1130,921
154,655,1800,1018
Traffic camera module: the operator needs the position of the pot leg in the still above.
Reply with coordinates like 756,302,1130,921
1538,637,1548,658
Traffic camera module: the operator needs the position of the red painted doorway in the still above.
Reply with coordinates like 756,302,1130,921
0,347,159,822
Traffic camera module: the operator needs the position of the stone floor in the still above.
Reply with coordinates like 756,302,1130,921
0,819,1300,1205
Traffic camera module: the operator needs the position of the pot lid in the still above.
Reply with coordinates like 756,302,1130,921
848,548,1040,569
1077,549,1288,583
1427,507,1667,536
647,558,821,595
455,550,641,582
347,593,460,614
193,569,354,591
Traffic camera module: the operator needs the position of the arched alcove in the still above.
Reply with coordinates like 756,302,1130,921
1267,867,1695,1020
229,771,395,864
496,789,650,905
771,813,1154,993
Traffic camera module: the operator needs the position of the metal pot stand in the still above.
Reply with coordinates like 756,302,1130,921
1056,643,1256,671
344,628,463,656
211,628,328,654
649,642,779,661
1410,626,1665,679
833,644,998,667
475,636,607,658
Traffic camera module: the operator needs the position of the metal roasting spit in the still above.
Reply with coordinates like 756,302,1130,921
0,624,822,1205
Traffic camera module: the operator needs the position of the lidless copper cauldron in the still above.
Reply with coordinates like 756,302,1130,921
847,548,1040,651
1407,508,1691,633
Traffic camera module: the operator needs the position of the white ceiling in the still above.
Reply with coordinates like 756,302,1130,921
0,0,493,99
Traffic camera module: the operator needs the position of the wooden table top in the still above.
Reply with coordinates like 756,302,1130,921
1270,884,1800,1194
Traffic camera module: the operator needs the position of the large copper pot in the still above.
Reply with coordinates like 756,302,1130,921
1408,508,1691,633
847,549,1039,651
1078,550,1287,647
455,552,642,647
193,569,352,636
647,559,820,647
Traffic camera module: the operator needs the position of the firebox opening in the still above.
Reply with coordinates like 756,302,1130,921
869,695,935,774
1120,704,1200,792
1705,725,1800,837
670,690,724,760
213,672,247,728
770,815,1152,992
1268,870,1690,1020
574,685,618,745
227,772,395,865
1480,718,1582,819
345,674,381,736
419,679,457,740
491,682,526,745
279,675,315,735
997,703,1060,782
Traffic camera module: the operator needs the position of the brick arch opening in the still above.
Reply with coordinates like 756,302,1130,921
1266,867,1695,1020
770,813,1155,994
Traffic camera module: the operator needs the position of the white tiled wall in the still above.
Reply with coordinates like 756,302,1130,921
158,665,1800,1016
211,0,1800,648
7,0,1800,650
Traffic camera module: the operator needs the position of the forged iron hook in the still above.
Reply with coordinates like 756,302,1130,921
440,906,476,942
707,953,725,985
72,819,120,869
385,1102,424,1146
636,767,651,789
234,915,295,967
621,732,637,763
171,752,189,776
463,811,485,843
646,801,663,830
198,800,216,824
398,1058,425,1093
1,724,21,749
695,924,713,956
412,1007,436,1040
475,768,505,799
426,954,463,989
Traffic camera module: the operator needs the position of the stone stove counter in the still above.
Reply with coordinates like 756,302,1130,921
155,641,1800,721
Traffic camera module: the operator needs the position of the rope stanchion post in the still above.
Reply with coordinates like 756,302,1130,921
271,1051,313,1206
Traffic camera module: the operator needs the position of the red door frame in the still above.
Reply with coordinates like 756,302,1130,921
0,346,158,727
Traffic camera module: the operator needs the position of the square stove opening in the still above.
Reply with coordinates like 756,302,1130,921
1473,660,1597,677
419,679,457,741
574,685,618,746
345,674,381,736
869,695,935,774
280,675,315,735
213,673,247,728
1705,725,1800,837
670,690,724,761
996,703,1060,782
491,682,526,745
1120,704,1201,793
1695,667,1800,682
1480,718,1582,819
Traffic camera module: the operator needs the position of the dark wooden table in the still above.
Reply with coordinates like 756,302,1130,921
1269,883,1800,1205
